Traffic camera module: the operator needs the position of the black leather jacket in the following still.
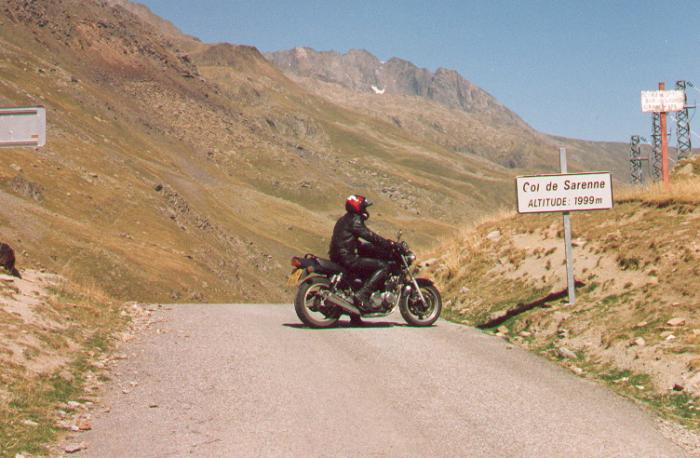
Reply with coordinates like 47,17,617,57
329,212,391,263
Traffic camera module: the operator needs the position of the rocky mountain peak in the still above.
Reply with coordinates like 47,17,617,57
266,47,521,125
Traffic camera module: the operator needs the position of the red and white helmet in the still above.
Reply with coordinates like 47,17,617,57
345,194,373,214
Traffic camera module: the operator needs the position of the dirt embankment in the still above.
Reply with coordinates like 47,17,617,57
0,269,137,457
425,175,700,430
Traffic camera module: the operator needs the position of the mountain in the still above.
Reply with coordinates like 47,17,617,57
266,47,630,174
0,0,526,303
266,48,521,125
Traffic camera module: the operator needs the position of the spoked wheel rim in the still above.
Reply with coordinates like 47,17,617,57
303,282,340,324
407,287,439,321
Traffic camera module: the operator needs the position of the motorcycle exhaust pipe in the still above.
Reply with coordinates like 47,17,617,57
324,293,362,315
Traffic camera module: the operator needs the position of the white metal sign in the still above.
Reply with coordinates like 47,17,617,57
516,172,613,214
640,90,685,113
0,106,46,147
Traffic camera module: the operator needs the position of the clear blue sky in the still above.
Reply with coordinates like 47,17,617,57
139,0,699,142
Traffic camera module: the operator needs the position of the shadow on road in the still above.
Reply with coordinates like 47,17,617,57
283,320,407,330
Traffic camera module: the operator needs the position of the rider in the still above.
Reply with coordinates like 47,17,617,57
329,195,394,311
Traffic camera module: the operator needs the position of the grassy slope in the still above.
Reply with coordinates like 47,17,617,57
0,1,517,304
425,161,700,429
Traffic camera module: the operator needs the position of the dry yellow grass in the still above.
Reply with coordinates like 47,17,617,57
616,177,700,205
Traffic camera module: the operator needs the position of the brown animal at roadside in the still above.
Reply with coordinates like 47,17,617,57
0,242,21,278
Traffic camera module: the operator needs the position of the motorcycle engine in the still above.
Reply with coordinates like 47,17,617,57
370,291,398,309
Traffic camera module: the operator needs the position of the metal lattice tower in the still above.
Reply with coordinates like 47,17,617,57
675,80,692,160
650,113,662,180
629,135,644,184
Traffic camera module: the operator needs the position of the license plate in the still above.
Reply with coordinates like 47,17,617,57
287,269,303,286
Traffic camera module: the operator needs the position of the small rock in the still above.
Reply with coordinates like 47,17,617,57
460,286,470,294
64,442,87,453
78,419,92,431
571,366,584,375
66,401,81,410
519,331,532,337
558,347,577,359
667,317,686,327
70,424,80,432
10,163,22,172
486,230,501,241
665,334,676,341
634,321,648,328
154,183,163,192
496,325,509,335
673,383,684,391
634,337,646,347
148,403,159,408
21,419,38,427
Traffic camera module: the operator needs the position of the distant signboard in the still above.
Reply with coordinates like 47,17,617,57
640,90,685,113
516,172,613,214
0,106,46,147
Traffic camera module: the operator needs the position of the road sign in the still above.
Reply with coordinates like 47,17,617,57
516,172,613,214
641,90,684,113
0,106,46,147
516,149,614,305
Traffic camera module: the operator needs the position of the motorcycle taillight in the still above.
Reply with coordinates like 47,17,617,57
291,256,302,268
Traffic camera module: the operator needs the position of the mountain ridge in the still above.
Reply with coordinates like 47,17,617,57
265,46,630,174
266,47,525,128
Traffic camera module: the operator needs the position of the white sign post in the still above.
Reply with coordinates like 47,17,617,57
515,148,614,304
0,106,46,148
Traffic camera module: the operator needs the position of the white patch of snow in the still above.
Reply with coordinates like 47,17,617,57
371,85,385,95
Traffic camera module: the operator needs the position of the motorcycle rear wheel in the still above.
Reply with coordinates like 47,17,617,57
399,284,442,326
294,278,341,328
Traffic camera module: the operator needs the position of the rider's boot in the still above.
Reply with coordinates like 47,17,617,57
354,268,388,312
349,314,363,326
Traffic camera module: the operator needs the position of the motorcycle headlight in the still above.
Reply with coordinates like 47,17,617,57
406,252,416,265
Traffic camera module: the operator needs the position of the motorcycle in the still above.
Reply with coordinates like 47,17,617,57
288,233,442,328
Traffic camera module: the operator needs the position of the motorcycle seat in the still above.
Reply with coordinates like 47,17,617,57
315,258,347,275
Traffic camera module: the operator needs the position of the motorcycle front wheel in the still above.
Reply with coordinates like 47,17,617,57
294,277,341,328
399,283,442,326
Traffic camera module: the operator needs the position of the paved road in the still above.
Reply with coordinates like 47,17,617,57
80,304,686,457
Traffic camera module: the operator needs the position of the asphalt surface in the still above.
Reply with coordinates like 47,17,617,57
80,304,686,457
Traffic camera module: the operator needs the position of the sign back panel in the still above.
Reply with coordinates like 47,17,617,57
0,107,46,147
516,172,613,214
